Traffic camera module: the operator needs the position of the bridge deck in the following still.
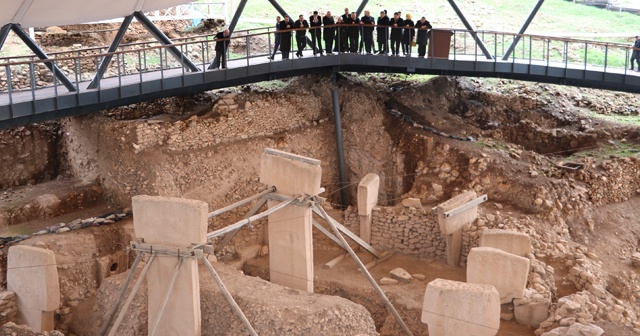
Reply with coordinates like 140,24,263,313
1,48,640,129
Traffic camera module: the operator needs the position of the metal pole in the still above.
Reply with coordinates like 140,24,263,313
446,0,493,60
313,203,413,336
98,252,143,336
227,0,248,33
11,24,77,92
267,0,288,17
88,15,134,89
107,254,157,336
149,258,183,336
208,187,274,218
215,197,268,253
331,72,350,207
355,0,370,16
202,256,258,336
0,24,12,52
133,11,200,72
501,0,545,60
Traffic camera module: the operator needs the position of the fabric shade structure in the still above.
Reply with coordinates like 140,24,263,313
0,0,194,27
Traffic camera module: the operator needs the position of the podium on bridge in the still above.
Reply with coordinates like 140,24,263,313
428,29,453,59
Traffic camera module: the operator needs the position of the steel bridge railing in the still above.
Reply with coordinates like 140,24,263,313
0,25,638,108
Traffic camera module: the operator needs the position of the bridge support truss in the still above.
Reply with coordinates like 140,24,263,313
502,0,545,60
447,0,494,60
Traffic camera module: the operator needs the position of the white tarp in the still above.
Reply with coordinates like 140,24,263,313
0,0,194,27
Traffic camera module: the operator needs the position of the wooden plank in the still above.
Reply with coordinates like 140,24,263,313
323,253,347,269
363,251,394,270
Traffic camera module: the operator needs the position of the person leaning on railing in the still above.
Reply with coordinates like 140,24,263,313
377,10,390,55
212,29,230,69
269,16,281,60
346,12,361,53
294,15,309,58
389,12,404,56
323,11,336,55
360,10,376,54
402,13,415,56
278,15,293,59
630,36,640,72
337,17,349,53
415,17,432,58
309,11,323,55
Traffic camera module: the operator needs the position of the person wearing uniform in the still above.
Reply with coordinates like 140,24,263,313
376,10,390,55
278,16,293,59
402,13,415,56
323,11,336,55
293,15,309,58
360,10,375,54
415,17,432,58
309,11,323,55
213,29,230,69
389,12,404,56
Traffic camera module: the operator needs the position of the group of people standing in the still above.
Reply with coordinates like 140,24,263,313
269,8,433,60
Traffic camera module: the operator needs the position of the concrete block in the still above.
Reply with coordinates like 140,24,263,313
357,173,379,215
480,229,532,257
132,196,208,247
422,278,500,336
7,245,60,332
467,247,530,304
436,191,478,235
268,200,314,292
260,149,322,196
132,196,208,336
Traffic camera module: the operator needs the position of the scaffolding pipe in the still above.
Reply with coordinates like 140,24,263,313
502,0,545,60
208,187,274,219
331,72,350,207
215,197,268,252
196,196,297,248
107,253,157,336
98,251,143,336
202,256,258,336
313,202,413,336
149,258,184,336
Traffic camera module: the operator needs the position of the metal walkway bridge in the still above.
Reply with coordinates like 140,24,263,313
1,26,640,129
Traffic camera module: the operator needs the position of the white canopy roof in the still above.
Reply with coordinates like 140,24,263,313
1,0,193,27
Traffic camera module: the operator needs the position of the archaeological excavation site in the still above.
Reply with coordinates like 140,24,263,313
2,1,640,336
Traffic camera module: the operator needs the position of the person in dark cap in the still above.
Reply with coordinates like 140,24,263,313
631,36,640,71
415,16,432,58
293,14,309,58
309,11,323,55
376,10,390,54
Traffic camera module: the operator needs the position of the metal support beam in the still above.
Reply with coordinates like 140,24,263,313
133,11,200,72
355,0,370,16
331,73,350,207
267,0,289,17
10,24,78,92
446,0,493,60
502,0,545,60
227,0,248,33
0,24,12,52
87,15,134,90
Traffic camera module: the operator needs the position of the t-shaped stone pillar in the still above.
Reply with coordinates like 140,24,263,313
357,173,379,244
260,149,322,292
7,245,60,332
132,196,208,336
435,191,483,267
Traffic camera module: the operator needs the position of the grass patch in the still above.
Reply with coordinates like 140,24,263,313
587,111,640,125
566,141,640,161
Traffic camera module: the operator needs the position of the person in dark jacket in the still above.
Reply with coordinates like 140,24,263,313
360,10,375,54
269,16,281,60
402,13,415,56
345,12,360,53
389,12,404,56
278,16,293,59
376,10,390,54
213,29,230,69
631,36,640,71
293,15,309,58
415,17,432,58
335,7,349,52
309,11,323,55
337,17,349,53
323,11,336,55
